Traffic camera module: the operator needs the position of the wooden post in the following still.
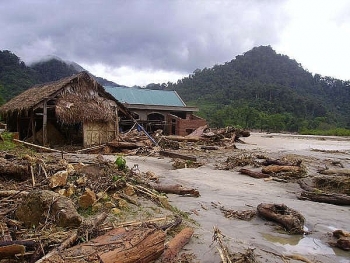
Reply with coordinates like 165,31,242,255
43,100,47,146
115,108,119,138
30,110,36,143
16,112,20,137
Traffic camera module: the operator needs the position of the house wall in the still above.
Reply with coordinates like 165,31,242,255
83,121,116,147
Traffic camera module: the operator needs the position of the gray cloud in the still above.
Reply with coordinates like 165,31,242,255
1,0,288,73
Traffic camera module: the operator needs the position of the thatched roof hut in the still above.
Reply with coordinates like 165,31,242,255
0,72,129,147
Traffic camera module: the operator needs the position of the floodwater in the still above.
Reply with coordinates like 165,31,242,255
122,133,350,263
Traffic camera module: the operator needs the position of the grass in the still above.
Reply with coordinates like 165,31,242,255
300,128,350,136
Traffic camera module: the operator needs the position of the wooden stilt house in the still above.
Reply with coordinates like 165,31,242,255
0,72,128,147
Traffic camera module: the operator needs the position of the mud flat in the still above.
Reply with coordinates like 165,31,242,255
124,132,350,263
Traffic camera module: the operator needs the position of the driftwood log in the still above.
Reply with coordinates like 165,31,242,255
299,191,350,206
151,184,200,197
262,165,303,174
331,230,350,251
38,226,166,263
161,227,194,262
257,203,305,234
239,168,270,179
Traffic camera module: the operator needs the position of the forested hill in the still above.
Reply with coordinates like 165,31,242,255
159,46,350,132
0,50,120,102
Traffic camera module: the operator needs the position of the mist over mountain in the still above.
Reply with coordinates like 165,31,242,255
1,47,350,132
0,50,121,101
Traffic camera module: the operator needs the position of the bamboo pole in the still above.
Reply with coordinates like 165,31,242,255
13,139,67,153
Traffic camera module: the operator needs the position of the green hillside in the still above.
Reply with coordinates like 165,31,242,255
162,46,350,133
0,50,120,103
0,50,37,101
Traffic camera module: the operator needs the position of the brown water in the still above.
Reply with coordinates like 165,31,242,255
120,133,350,263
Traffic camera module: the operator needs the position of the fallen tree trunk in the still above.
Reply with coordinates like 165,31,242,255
161,227,194,262
151,184,200,197
318,168,350,176
257,203,305,234
262,165,303,174
239,168,270,179
38,226,166,263
298,191,350,205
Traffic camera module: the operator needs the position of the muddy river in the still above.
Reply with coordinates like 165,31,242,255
123,133,350,263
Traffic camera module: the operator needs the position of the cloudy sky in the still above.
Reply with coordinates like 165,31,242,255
1,0,349,86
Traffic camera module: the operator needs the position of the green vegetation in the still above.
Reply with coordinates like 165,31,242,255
300,128,350,136
115,155,127,171
151,46,350,134
0,132,16,150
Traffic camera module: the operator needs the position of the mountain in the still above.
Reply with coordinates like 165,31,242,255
157,46,350,132
1,47,350,133
0,50,38,101
0,50,121,102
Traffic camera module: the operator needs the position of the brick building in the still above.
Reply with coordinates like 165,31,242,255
104,86,207,136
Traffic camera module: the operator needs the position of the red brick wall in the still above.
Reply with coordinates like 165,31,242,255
176,115,207,136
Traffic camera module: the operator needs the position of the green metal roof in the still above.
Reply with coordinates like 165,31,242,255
104,86,186,107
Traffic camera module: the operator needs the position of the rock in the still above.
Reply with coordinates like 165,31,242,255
49,170,68,188
79,188,97,208
123,185,135,196
76,176,87,185
16,190,81,228
66,164,75,175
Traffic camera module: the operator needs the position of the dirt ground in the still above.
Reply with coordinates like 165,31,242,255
106,132,350,263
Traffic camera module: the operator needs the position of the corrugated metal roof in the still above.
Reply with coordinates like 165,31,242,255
104,86,186,107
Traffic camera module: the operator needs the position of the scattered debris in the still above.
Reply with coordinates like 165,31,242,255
211,202,257,220
172,159,203,169
212,226,257,263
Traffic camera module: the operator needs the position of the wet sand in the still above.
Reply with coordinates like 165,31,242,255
123,133,350,263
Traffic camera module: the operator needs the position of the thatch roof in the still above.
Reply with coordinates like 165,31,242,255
0,71,130,124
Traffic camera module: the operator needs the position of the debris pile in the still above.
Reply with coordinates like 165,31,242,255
0,151,199,262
